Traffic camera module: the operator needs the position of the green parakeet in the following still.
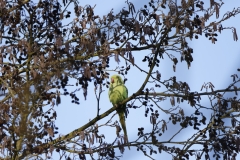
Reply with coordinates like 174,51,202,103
108,75,130,149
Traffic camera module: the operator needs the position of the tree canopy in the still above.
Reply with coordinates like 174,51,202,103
0,0,240,159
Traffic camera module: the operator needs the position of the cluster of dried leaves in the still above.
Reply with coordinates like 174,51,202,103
0,0,240,159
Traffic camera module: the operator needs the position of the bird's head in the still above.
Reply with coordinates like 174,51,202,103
110,75,124,85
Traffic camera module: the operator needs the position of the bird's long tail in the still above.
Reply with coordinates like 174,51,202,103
118,108,130,150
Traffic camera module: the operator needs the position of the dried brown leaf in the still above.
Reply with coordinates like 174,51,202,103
84,65,91,79
129,52,134,65
210,0,214,8
49,145,54,156
116,125,121,137
232,27,238,41
46,127,54,137
114,51,120,64
215,3,219,19
204,11,209,21
234,86,238,95
213,22,217,31
170,96,175,106
91,133,94,145
162,120,167,133
173,65,176,72
80,131,85,141
135,21,140,33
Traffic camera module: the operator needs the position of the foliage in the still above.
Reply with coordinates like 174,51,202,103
0,0,240,159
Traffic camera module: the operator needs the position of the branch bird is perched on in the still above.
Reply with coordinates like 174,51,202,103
108,75,130,150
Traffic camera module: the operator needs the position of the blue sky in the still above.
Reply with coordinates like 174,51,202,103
53,1,240,159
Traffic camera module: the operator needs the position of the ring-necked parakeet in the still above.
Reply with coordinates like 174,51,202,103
108,75,130,149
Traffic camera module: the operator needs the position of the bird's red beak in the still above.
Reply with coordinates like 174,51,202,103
111,78,114,83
